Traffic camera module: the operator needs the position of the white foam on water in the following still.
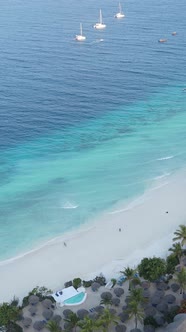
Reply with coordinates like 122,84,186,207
61,201,79,209
153,172,171,180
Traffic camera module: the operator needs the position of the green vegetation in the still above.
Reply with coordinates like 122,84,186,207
120,267,136,290
166,253,179,274
111,278,117,288
22,286,53,307
98,308,119,332
144,316,159,328
138,257,166,281
164,307,180,323
1,225,186,332
0,303,20,327
72,278,82,289
77,316,99,332
174,266,186,295
173,224,186,246
127,300,144,329
169,242,183,263
128,288,146,305
64,312,80,332
100,297,113,307
47,320,62,332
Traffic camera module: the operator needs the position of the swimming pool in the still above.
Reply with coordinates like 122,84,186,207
63,292,87,305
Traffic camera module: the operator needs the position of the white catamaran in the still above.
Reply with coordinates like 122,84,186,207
75,23,86,41
115,2,125,19
94,9,106,30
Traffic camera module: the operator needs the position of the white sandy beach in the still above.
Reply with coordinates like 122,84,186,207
0,170,186,303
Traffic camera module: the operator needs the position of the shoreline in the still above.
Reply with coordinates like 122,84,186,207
1,169,186,303
0,171,172,266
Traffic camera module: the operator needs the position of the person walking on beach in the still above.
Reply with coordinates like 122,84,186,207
64,242,67,247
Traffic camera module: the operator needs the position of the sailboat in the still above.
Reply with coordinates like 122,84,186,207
94,9,106,30
115,2,125,19
75,23,86,41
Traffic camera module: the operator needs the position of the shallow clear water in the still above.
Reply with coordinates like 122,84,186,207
0,0,186,260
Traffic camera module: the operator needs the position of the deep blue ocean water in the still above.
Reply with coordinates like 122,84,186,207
0,0,186,260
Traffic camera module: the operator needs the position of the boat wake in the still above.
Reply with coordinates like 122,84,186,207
157,155,174,161
91,39,104,44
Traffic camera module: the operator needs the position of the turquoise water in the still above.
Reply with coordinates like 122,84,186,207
63,292,86,305
0,0,186,260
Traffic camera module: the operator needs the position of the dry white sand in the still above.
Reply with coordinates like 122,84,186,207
0,170,186,303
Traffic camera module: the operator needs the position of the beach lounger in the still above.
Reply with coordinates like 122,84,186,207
105,281,113,289
89,307,96,313
117,276,126,285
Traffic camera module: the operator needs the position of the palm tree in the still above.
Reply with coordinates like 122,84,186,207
169,242,183,263
47,321,61,332
98,308,119,332
174,266,186,296
120,267,135,290
173,225,186,247
64,312,80,332
128,288,147,305
100,297,113,308
127,300,144,330
78,316,99,332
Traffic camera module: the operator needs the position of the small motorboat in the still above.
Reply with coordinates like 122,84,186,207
171,32,177,36
158,39,167,43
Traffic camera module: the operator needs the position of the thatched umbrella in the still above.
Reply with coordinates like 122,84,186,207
153,290,164,299
29,306,37,316
141,281,150,290
112,297,120,306
114,288,124,298
118,312,129,323
63,309,73,318
109,308,117,315
52,315,62,324
94,306,104,314
144,305,157,317
115,324,127,332
88,312,99,320
144,326,155,332
163,294,176,304
42,309,53,320
171,283,180,292
33,321,45,331
77,309,89,320
42,299,52,309
154,315,165,326
101,292,112,300
142,290,150,298
122,305,128,311
156,302,168,314
28,295,39,306
156,282,168,291
91,282,101,291
150,295,161,307
22,317,32,328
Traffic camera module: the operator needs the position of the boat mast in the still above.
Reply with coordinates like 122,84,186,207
80,23,82,36
119,2,122,13
100,9,103,24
